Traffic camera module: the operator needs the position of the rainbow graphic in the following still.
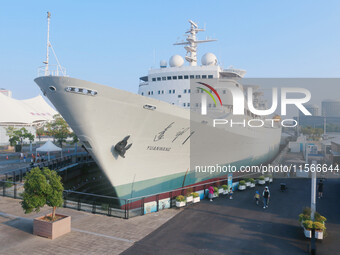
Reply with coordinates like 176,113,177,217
196,82,223,106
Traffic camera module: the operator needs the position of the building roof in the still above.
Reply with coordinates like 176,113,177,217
0,93,57,125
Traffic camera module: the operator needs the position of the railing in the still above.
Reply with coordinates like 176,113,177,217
37,65,67,77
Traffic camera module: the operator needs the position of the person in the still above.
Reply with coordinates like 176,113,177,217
254,190,260,205
208,186,214,202
229,187,233,200
262,186,270,209
20,152,24,161
318,179,324,199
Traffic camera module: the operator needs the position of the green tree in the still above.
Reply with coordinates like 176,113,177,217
47,114,71,148
36,127,45,141
6,127,34,148
21,167,64,220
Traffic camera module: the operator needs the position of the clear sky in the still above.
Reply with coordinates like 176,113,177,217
1,0,340,100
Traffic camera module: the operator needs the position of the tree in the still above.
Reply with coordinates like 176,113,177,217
47,114,71,148
6,127,34,148
36,127,45,141
21,167,64,220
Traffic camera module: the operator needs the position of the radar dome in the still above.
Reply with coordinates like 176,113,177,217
201,53,217,66
169,55,184,67
160,60,167,68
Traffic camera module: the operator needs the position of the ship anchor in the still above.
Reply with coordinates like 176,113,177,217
114,136,132,158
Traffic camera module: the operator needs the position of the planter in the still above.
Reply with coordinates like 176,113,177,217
245,182,251,187
264,177,269,182
258,180,265,185
238,185,246,190
193,197,200,203
213,193,219,198
223,190,228,195
250,183,255,188
269,178,273,183
218,188,224,194
33,214,71,240
303,227,312,238
186,196,193,203
176,201,186,207
315,230,323,240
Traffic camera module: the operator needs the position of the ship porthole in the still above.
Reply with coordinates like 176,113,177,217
49,86,56,92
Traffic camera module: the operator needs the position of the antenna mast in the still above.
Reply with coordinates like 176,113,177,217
44,12,51,75
174,20,217,66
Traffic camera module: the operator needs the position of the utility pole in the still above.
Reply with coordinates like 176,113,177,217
311,159,317,255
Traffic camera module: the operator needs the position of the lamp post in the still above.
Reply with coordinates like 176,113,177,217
311,159,317,255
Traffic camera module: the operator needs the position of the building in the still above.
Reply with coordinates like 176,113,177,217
299,104,319,117
322,99,340,117
0,93,58,145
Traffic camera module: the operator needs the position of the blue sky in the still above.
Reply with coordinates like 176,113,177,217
1,0,340,100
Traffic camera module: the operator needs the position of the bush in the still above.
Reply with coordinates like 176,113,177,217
176,195,186,202
250,178,255,183
302,207,311,216
213,187,218,193
186,193,193,198
221,184,228,190
239,180,246,186
314,212,327,223
245,178,251,183
192,192,199,198
303,220,313,230
259,176,265,180
313,222,326,231
299,213,311,222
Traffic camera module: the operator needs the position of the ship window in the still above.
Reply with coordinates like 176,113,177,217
208,104,211,108
49,86,56,92
195,103,199,107
184,89,187,93
167,76,172,80
188,103,190,107
188,89,191,93
190,75,195,79
162,77,166,81
158,90,160,94
202,75,207,79
152,78,156,82
148,91,150,95
151,91,153,95
178,76,183,79
157,77,161,81
141,92,144,95
173,76,177,80
162,90,164,94
213,104,216,108
178,95,181,98
173,89,175,93
236,84,239,87
196,89,200,93
169,90,172,94
183,103,186,107
184,75,189,79
208,75,213,79
223,90,226,94
196,75,201,79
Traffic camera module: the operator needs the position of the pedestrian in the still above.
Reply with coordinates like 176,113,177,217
262,186,270,209
254,190,260,205
20,152,24,161
208,186,214,202
23,154,26,163
229,187,233,200
318,179,324,199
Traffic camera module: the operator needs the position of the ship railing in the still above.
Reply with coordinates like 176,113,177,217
37,65,67,77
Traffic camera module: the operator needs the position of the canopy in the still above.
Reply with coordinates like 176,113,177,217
36,140,62,152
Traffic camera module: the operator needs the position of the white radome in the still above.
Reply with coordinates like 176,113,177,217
201,53,217,66
160,60,167,68
169,55,184,67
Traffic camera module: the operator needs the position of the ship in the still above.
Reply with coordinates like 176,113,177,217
34,17,281,203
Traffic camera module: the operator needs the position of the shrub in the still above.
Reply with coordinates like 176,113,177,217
313,222,326,231
176,195,186,202
245,178,251,183
250,178,255,184
221,184,228,190
314,212,327,223
192,192,199,198
213,187,218,193
303,220,313,230
302,207,311,216
239,180,246,186
299,213,311,222
186,192,193,198
259,176,265,180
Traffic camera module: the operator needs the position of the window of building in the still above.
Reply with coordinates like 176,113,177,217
190,75,195,79
187,103,190,107
208,75,213,79
152,78,156,82
167,76,172,80
141,92,144,96
173,76,177,80
196,89,200,93
202,75,207,79
162,77,166,81
188,89,191,93
196,75,201,79
178,75,183,79
184,75,189,79
157,77,161,81
148,91,150,95
223,90,226,94
151,91,153,95
195,103,199,107
162,90,164,94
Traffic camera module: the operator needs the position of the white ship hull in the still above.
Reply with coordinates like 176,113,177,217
35,76,281,201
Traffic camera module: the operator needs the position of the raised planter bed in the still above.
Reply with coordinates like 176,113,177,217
176,201,186,208
33,214,71,240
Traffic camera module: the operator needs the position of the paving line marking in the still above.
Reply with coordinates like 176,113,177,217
0,211,134,243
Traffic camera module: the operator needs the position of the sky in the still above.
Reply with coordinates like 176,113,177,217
1,0,340,101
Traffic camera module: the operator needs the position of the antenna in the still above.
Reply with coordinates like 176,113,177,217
174,20,217,66
44,12,51,75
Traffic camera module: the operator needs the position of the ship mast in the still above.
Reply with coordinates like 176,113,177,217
174,20,217,66
43,12,51,76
